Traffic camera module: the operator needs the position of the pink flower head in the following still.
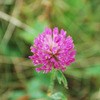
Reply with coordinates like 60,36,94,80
29,27,76,73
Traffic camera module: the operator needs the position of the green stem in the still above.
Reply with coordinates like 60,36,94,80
49,68,55,92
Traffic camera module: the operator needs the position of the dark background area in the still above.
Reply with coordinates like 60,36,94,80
0,0,100,100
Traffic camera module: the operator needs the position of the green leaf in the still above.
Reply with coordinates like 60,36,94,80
62,73,68,87
50,92,67,100
57,70,62,84
27,78,46,99
9,91,26,99
57,70,68,88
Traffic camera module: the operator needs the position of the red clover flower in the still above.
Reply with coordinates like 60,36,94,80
29,27,76,73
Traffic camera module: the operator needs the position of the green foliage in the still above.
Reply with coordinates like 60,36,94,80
85,65,100,77
19,20,48,44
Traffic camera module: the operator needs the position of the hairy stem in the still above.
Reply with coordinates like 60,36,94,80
49,68,55,92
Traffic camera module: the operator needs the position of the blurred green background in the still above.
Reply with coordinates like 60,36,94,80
0,0,100,100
